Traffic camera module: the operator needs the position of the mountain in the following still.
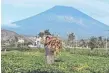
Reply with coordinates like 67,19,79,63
1,29,20,42
1,29,34,44
2,5,109,38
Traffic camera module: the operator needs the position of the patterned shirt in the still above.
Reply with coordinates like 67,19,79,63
45,45,54,56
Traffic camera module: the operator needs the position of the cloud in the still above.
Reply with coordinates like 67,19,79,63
2,23,19,28
1,20,19,28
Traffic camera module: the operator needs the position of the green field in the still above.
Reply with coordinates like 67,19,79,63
1,49,109,73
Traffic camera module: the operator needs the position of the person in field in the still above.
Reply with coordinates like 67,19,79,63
44,35,62,64
44,35,55,64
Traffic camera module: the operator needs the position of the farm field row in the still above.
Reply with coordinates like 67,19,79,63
1,50,109,73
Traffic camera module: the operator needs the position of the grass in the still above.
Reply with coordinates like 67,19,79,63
1,49,109,73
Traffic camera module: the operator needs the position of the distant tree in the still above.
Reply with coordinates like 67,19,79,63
27,42,33,45
97,36,104,48
67,32,75,47
88,36,97,50
38,29,51,38
38,32,44,38
15,36,18,42
23,42,33,47
14,36,18,47
107,37,109,48
68,33,75,41
44,29,51,35
79,39,87,48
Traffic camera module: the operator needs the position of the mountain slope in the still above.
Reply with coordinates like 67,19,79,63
1,29,20,42
1,29,33,43
3,5,109,37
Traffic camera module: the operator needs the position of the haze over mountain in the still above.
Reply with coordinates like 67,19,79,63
2,5,109,38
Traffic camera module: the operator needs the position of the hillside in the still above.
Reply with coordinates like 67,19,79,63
1,29,34,44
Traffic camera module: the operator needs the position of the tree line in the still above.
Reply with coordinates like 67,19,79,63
1,29,109,51
67,32,109,50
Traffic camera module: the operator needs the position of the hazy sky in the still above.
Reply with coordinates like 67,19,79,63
2,0,109,27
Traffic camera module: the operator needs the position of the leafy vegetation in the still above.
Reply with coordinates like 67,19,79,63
88,37,98,50
1,49,109,73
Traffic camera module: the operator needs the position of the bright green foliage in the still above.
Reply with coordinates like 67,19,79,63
1,50,109,73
